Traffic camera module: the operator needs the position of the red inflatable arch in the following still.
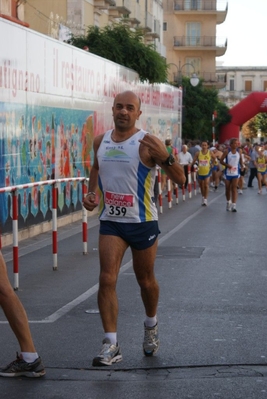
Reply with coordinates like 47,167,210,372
219,92,267,143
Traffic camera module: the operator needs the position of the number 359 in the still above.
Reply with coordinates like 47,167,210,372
109,206,127,216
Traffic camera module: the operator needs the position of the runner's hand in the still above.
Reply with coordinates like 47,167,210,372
83,193,98,212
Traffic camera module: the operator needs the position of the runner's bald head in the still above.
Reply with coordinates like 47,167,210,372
114,91,141,110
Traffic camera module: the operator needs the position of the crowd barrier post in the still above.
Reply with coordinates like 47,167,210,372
12,189,19,290
188,165,192,199
0,178,90,288
167,177,172,208
82,181,88,255
52,182,58,271
182,184,186,201
174,183,179,204
157,169,163,214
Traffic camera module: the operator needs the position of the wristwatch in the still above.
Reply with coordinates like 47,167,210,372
162,154,176,166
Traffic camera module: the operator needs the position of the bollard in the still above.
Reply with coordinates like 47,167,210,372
157,169,163,214
12,190,19,290
174,183,179,204
82,181,88,255
167,177,172,209
52,182,58,271
188,165,192,199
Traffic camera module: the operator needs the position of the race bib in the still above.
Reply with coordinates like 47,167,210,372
199,160,209,167
228,166,237,175
105,191,135,217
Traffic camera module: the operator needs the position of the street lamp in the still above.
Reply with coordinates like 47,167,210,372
168,61,199,87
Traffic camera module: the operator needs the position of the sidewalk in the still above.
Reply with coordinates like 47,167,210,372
1,185,267,399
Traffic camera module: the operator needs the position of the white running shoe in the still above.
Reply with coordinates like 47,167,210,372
226,202,231,211
231,204,237,212
143,323,160,356
238,189,243,194
92,338,122,366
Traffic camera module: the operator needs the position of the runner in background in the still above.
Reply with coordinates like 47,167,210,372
220,138,244,212
192,141,216,206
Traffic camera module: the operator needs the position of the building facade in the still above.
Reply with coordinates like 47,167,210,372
163,0,228,88
216,66,267,108
0,0,166,57
2,0,231,89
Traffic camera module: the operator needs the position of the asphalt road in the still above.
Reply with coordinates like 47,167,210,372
1,183,267,399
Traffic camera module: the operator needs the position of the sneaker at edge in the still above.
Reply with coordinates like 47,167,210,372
238,189,243,194
143,323,160,356
92,338,122,367
0,354,45,378
231,204,237,212
202,199,207,206
226,202,231,211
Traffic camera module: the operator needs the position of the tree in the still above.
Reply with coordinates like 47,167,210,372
68,25,168,83
180,78,231,142
242,113,267,140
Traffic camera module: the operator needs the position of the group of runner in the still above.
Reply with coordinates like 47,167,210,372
186,138,267,212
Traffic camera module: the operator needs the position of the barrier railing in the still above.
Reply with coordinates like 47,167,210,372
159,165,198,210
0,178,89,289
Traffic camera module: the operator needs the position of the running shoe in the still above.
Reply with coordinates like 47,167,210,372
258,190,262,195
0,354,45,378
202,199,207,206
143,323,160,356
231,204,237,212
92,338,122,366
226,202,231,211
238,189,243,194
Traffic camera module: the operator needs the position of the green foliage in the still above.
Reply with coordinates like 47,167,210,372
180,78,231,142
68,25,168,83
249,113,267,136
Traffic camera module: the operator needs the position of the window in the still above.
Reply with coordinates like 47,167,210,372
186,23,201,46
229,79,234,91
244,80,252,92
184,0,202,10
163,22,167,31
263,81,267,91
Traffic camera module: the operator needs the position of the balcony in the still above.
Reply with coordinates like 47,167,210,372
145,18,160,40
108,5,131,19
173,0,228,24
202,72,226,89
121,16,140,28
141,11,153,32
173,36,227,56
94,0,116,10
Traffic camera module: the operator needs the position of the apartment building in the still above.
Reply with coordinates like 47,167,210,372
216,66,267,108
163,0,228,88
0,0,166,57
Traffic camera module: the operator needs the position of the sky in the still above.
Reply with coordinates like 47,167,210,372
216,0,267,67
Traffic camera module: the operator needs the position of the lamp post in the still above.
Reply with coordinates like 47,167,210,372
168,61,199,87
168,62,199,129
